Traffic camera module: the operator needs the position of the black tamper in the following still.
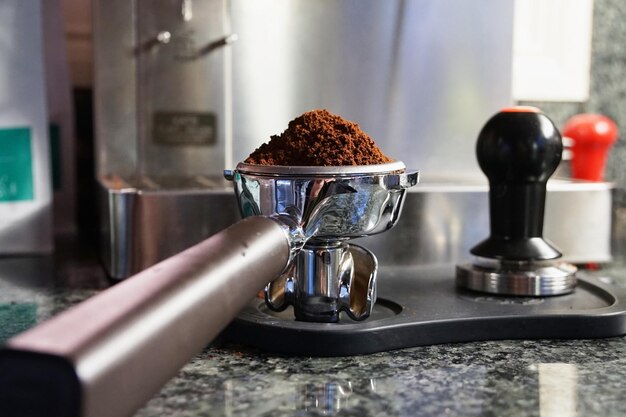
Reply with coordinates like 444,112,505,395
456,107,577,296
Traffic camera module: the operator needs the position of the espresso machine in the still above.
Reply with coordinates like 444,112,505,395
3,103,626,416
4,1,619,415
88,0,621,353
95,0,612,279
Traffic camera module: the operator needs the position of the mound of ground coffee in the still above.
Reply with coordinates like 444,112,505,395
245,109,393,166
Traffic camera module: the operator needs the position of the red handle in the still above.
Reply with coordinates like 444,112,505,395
563,114,619,181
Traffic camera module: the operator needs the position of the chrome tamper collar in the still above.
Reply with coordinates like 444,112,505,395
456,258,577,296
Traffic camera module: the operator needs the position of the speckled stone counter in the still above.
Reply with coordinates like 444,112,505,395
138,338,626,417
2,238,626,417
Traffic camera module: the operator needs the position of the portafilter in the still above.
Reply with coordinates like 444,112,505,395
0,161,417,417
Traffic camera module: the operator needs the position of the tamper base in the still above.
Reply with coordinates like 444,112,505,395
456,259,577,296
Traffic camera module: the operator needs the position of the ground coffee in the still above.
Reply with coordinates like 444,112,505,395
245,109,393,166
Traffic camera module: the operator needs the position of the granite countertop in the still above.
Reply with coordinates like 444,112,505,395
2,237,626,417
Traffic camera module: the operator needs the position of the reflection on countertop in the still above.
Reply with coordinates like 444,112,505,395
137,338,626,417
1,237,626,417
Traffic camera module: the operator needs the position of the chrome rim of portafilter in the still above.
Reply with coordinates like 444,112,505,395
224,161,419,322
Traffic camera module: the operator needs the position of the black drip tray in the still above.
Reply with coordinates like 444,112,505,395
222,265,626,356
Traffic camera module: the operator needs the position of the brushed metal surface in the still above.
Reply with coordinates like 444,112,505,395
94,0,514,179
360,179,614,267
136,0,232,176
99,176,239,278
94,0,233,178
94,0,516,274
99,178,614,279
456,261,577,296
93,0,137,178
228,0,514,176
5,216,290,417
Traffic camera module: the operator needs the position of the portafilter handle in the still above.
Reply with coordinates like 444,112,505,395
0,216,296,417
470,106,564,261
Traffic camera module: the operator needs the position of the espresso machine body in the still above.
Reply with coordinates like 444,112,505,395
1,4,622,413
94,0,612,278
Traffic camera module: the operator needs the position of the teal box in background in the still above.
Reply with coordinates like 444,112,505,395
0,127,34,202
0,0,53,254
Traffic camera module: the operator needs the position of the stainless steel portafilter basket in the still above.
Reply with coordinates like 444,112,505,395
225,161,419,322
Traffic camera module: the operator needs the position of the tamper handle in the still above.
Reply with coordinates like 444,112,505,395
471,107,563,261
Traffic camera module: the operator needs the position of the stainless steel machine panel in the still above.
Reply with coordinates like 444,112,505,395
230,0,514,177
94,0,517,276
100,177,613,279
99,176,238,278
362,179,613,267
136,0,232,176
95,0,514,179
94,0,233,178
